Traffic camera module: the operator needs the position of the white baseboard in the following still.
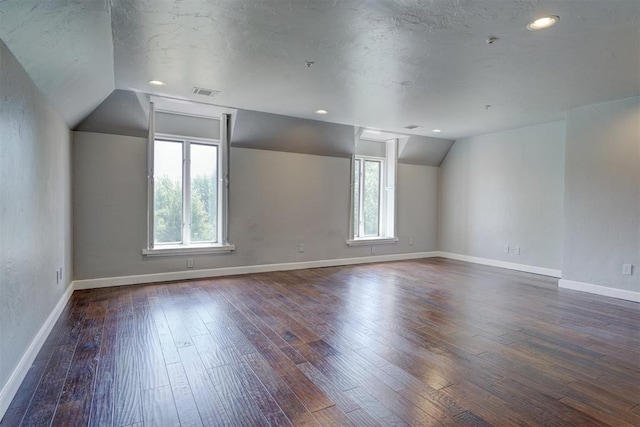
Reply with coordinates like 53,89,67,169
0,282,74,420
559,279,640,303
436,251,562,278
73,252,440,290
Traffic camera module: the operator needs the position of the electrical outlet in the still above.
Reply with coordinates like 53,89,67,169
371,246,375,255
409,237,414,246
512,246,521,255
622,264,633,275
504,245,510,254
187,258,194,268
298,243,305,253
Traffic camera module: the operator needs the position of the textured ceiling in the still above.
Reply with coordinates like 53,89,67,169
2,1,639,137
0,0,115,127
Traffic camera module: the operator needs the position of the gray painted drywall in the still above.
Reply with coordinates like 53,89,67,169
0,0,115,127
231,109,355,158
73,132,438,280
75,90,455,165
155,112,221,140
438,121,565,270
563,97,640,292
0,40,72,394
398,135,454,167
357,139,386,158
76,89,150,138
398,164,439,253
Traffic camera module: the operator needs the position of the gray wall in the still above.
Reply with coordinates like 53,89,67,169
438,121,566,270
0,40,72,392
563,96,640,292
398,164,439,253
73,132,438,280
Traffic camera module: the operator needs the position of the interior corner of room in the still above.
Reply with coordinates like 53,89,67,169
0,0,639,424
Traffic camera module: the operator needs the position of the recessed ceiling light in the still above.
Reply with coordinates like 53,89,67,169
315,109,328,115
432,129,442,133
148,80,166,86
527,15,559,31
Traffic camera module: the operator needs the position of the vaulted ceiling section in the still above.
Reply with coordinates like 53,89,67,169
1,0,639,139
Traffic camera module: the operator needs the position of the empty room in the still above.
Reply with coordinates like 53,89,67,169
1,0,639,426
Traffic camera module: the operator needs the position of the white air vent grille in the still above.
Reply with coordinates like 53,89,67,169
192,87,220,97
404,125,423,130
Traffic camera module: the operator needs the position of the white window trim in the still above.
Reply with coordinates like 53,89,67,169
142,244,235,256
345,237,399,246
144,104,233,256
348,138,398,245
354,155,385,238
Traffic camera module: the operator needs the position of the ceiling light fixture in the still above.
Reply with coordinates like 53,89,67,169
148,80,166,86
432,129,442,133
527,15,559,31
315,109,328,115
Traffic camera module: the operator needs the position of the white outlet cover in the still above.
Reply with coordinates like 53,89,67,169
622,264,633,275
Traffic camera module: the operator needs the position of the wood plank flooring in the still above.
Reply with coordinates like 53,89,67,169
2,258,639,426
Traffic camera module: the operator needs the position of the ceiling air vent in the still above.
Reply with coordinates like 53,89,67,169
404,125,423,130
192,87,220,97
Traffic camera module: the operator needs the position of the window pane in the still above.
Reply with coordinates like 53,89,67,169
190,144,218,243
154,140,183,244
353,159,360,237
363,160,380,236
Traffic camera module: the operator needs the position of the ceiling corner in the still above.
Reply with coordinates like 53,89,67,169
0,0,116,128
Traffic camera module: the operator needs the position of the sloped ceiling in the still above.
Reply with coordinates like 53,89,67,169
1,1,639,138
78,90,452,165
76,90,150,138
231,109,355,158
0,0,115,127
398,136,453,166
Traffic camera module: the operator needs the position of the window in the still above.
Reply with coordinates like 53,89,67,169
153,137,220,245
353,157,383,238
348,137,398,245
144,107,233,255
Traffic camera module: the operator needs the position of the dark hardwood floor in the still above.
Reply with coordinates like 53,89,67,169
2,258,639,426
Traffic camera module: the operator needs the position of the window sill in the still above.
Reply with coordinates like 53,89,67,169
346,237,398,246
142,244,235,257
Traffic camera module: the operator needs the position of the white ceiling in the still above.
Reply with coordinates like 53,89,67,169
2,1,639,138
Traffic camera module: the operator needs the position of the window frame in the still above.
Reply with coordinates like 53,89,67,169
143,106,234,256
153,135,221,246
353,155,385,238
347,137,399,246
